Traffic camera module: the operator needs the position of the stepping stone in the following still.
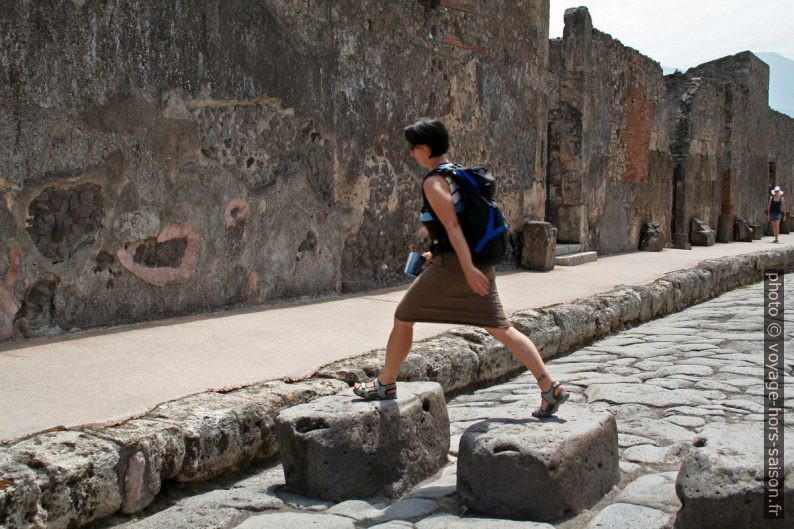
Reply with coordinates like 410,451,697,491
275,382,449,501
456,407,619,521
675,423,794,528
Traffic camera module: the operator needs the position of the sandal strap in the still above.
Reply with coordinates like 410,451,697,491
354,378,396,400
540,381,561,404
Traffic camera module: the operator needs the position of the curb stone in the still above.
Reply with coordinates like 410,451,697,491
0,247,792,528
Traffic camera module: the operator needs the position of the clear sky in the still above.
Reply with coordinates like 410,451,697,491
549,0,794,69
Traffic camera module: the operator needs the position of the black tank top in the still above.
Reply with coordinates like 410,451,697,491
771,197,782,214
420,163,462,255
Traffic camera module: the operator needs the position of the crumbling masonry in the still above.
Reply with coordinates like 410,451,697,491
0,1,792,340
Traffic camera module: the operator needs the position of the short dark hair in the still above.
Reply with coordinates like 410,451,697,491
404,118,449,157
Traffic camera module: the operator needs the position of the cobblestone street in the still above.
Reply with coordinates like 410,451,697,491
100,278,793,529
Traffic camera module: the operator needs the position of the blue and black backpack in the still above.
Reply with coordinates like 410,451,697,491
421,163,510,265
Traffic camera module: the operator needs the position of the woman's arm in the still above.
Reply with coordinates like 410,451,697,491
423,175,489,296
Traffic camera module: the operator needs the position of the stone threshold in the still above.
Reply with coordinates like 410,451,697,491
0,247,792,528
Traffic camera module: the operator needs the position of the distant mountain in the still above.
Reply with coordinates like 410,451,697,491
756,52,794,118
662,65,684,76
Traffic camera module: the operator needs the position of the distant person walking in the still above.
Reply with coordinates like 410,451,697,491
353,118,569,418
767,186,787,243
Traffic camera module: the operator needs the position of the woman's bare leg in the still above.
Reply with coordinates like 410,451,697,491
379,318,415,384
485,325,564,412
772,219,780,241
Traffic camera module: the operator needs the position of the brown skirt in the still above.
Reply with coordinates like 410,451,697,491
395,252,510,328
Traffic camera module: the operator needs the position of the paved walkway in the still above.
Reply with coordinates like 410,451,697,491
97,272,793,528
0,236,791,442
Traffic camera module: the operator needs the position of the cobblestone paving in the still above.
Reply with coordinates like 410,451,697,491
99,279,793,529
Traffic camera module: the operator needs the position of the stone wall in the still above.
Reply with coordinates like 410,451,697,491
665,52,794,243
685,52,771,228
768,109,794,213
665,74,728,241
547,8,672,254
0,0,550,339
2,2,793,342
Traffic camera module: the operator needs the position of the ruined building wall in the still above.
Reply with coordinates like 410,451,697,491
768,110,794,214
686,52,771,227
665,74,728,240
0,0,550,340
664,52,794,242
547,8,672,254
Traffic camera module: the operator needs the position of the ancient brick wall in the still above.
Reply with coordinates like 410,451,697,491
0,0,550,339
547,7,672,254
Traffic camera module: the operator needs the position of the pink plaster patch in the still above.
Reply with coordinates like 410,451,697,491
225,197,250,229
0,243,21,340
117,224,201,287
245,270,262,304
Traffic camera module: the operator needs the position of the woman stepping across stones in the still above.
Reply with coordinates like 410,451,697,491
353,118,569,418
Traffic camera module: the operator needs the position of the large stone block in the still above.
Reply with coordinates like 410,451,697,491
716,214,733,242
640,221,665,251
84,419,186,514
457,407,619,521
145,378,347,483
4,431,122,529
674,423,794,528
275,382,449,501
689,218,715,246
545,303,597,353
734,217,754,241
518,221,557,271
0,452,41,529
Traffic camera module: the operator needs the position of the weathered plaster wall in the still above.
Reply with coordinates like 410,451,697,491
547,7,672,254
0,0,550,339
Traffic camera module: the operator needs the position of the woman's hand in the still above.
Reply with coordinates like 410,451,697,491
422,252,433,269
464,265,490,296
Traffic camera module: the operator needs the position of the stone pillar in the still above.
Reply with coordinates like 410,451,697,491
518,221,556,271
672,233,692,250
716,214,733,242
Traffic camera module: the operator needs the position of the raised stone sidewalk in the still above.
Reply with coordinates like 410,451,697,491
1,246,793,527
